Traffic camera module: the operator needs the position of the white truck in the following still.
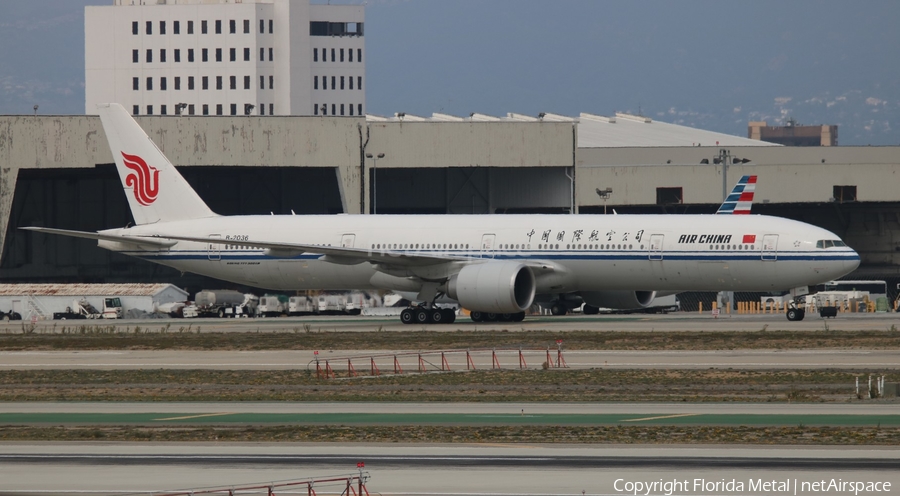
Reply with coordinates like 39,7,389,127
183,290,257,318
53,298,123,320
258,294,288,317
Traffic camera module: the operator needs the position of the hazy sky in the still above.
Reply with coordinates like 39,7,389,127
1,0,898,144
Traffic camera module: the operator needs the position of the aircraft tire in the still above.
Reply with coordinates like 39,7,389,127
513,311,526,322
582,304,600,315
400,308,415,324
415,308,430,324
501,313,514,322
430,308,444,324
485,312,499,321
550,302,567,316
786,308,806,321
440,308,456,324
470,311,483,322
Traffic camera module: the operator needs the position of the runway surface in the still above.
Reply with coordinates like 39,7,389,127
1,443,898,496
2,348,898,370
4,311,900,334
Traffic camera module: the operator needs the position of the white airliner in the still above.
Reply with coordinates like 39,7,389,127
23,104,859,323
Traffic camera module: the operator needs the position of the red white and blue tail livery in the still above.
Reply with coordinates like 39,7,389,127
716,175,757,215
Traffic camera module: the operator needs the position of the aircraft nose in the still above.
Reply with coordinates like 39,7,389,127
846,248,861,273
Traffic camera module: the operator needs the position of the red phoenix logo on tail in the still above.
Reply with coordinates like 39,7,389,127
121,152,159,206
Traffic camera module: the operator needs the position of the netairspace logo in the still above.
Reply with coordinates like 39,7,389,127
614,478,892,496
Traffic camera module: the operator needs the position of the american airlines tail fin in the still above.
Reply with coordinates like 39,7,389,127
97,103,216,225
716,175,757,215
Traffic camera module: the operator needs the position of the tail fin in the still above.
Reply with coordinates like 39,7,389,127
97,103,216,225
716,175,757,215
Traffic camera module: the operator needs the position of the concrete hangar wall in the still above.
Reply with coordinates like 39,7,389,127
0,114,574,286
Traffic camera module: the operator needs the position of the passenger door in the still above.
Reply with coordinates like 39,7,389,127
208,234,221,261
761,234,778,261
481,234,496,259
648,234,664,261
341,234,356,248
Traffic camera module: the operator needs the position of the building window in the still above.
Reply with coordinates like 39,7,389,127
202,104,209,115
147,105,153,115
349,105,354,116
268,47,273,61
216,76,223,90
349,49,353,62
340,76,344,90
313,48,318,62
259,75,264,90
146,77,153,90
216,104,223,115
216,48,222,62
357,76,362,90
833,185,857,202
322,104,327,116
269,75,274,89
201,20,207,34
146,49,152,63
340,48,344,62
202,76,208,90
132,49,138,63
314,104,318,116
331,48,335,62
188,104,195,115
260,47,264,61
331,76,335,90
146,21,152,35
132,77,139,90
132,21,138,35
133,105,139,115
340,104,345,116
174,20,180,34
269,19,273,34
349,77,353,90
188,76,195,90
187,20,193,34
161,104,167,115
331,104,336,115
259,19,264,34
244,75,250,90
229,19,236,34
243,47,250,61
174,77,180,90
230,103,237,115
230,48,236,62
160,21,166,35
174,49,180,62
215,20,222,34
188,48,194,62
314,76,318,90
323,76,327,90
230,75,236,90
243,19,250,34
357,48,362,62
202,48,208,62
656,187,683,205
160,49,166,63
358,103,362,115
261,104,265,116
160,77,167,90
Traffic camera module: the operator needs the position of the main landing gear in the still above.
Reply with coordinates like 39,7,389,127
785,301,806,321
470,311,526,323
400,306,457,325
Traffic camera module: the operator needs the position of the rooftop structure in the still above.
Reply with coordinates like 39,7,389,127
748,119,838,146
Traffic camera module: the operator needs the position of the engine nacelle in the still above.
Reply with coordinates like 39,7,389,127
581,290,656,310
447,262,536,313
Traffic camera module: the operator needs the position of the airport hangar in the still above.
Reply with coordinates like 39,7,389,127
1,111,899,299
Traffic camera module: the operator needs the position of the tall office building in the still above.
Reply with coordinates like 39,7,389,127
85,0,365,116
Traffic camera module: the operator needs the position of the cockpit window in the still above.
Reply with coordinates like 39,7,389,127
816,239,846,249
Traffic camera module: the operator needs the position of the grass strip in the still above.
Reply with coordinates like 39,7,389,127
0,369,893,402
1,329,900,351
1,424,899,445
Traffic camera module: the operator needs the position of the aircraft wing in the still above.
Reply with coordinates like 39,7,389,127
142,233,468,267
21,227,177,250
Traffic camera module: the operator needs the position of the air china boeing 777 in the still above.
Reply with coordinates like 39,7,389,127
24,104,860,323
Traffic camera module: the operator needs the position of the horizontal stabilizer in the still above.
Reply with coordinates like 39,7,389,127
21,227,177,250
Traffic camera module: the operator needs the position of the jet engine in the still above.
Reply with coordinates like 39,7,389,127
447,261,536,313
580,290,656,310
